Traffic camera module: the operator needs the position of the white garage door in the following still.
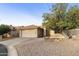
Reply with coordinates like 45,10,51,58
21,29,37,37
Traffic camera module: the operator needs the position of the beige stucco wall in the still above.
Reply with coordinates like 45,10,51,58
0,35,2,41
19,29,38,37
50,30,55,36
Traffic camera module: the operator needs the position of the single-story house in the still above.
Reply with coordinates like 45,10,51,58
19,25,44,38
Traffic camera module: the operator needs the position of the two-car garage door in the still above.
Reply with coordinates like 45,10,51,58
20,29,37,37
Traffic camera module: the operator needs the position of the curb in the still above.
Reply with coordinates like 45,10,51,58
7,46,18,56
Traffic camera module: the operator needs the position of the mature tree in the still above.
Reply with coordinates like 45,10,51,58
42,3,68,33
42,3,79,33
0,24,11,35
66,5,79,29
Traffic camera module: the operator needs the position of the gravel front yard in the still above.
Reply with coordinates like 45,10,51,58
14,38,79,56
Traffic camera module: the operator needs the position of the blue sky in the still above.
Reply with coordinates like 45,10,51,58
0,3,79,26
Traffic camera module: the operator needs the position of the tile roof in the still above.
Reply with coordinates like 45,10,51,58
17,25,42,30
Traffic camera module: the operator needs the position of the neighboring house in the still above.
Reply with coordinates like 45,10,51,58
3,25,19,38
19,25,44,38
7,30,19,38
9,25,19,37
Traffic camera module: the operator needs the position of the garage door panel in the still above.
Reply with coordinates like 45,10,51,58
22,29,37,37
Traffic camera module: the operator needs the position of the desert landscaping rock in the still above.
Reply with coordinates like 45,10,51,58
14,38,79,56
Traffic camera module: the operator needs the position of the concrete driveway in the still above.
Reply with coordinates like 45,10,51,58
0,38,36,56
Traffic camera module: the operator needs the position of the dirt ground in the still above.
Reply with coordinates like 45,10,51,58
14,38,79,56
